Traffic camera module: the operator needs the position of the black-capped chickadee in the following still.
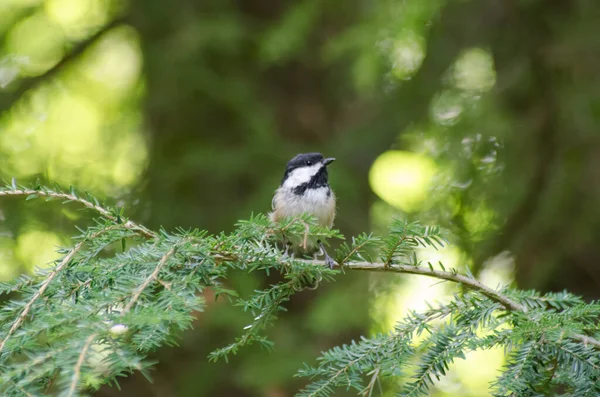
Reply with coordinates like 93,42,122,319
270,153,337,268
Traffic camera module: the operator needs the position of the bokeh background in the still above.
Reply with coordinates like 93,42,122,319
1,0,599,396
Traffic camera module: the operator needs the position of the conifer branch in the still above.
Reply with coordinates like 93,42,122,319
303,259,600,349
121,245,178,314
303,260,523,310
0,186,156,239
7,380,34,397
573,333,600,348
0,225,122,354
66,333,97,397
1,187,600,396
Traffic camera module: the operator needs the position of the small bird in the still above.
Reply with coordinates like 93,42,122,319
270,152,337,269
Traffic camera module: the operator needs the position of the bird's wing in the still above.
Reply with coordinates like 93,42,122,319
271,194,277,211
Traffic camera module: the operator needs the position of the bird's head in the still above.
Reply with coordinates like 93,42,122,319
280,152,335,191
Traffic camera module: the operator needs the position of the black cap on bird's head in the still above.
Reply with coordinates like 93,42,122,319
285,153,335,171
280,152,336,188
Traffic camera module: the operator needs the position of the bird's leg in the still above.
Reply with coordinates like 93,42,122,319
317,240,337,269
283,240,293,258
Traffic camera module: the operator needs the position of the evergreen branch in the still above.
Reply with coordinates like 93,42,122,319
5,378,36,397
1,183,600,396
66,333,97,397
492,341,538,395
384,236,406,268
121,245,178,314
0,186,156,239
402,327,471,396
297,333,411,397
301,259,600,349
302,260,522,311
304,345,378,397
0,225,122,354
340,235,377,265
571,333,600,349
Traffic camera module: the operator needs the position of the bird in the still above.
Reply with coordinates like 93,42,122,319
270,152,337,269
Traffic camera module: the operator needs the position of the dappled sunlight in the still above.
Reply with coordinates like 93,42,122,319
80,26,142,94
15,229,64,272
431,90,463,126
0,29,146,194
366,39,507,397
0,238,20,281
371,242,510,396
462,200,498,240
433,347,506,397
369,142,509,396
45,0,110,39
5,11,65,76
375,244,462,330
453,48,496,92
0,5,146,276
391,30,425,79
369,150,437,212
479,251,515,287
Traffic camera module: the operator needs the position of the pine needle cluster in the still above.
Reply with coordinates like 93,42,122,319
0,181,599,396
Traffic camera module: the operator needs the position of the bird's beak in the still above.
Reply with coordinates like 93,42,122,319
323,158,336,166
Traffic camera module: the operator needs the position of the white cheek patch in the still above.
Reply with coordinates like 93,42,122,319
283,164,322,188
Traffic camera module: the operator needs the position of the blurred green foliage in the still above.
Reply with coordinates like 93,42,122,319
1,0,600,395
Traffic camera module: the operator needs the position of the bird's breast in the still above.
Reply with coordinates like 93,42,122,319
271,187,336,227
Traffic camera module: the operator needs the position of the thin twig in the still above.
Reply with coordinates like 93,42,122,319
5,346,71,380
302,340,387,397
121,246,178,314
0,188,156,238
7,380,34,397
0,226,120,354
340,238,376,265
303,260,523,311
66,333,97,397
301,259,600,349
384,236,406,268
571,333,600,349
301,220,310,250
362,367,380,397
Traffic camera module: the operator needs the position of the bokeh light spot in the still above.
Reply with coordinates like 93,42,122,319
374,244,461,333
391,31,425,80
45,0,109,39
5,12,65,75
42,93,102,157
0,238,20,281
452,348,506,394
81,26,142,93
431,90,463,125
16,230,63,272
453,48,496,92
463,202,497,239
369,150,437,212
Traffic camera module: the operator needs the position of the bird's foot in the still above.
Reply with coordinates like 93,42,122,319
318,240,337,270
283,242,292,257
324,253,336,270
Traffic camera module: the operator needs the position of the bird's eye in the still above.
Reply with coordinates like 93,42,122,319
306,161,312,166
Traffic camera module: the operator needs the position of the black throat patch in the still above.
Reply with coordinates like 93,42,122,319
292,166,330,195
